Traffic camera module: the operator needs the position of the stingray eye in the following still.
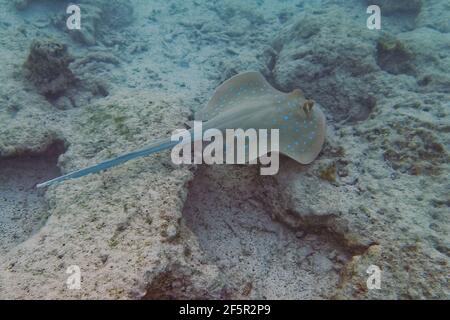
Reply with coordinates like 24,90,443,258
302,100,315,116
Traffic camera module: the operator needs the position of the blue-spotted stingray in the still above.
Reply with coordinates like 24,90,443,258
37,71,326,188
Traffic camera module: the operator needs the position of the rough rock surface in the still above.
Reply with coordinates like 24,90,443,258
0,90,224,299
268,5,449,299
0,0,449,299
272,9,381,123
417,0,450,33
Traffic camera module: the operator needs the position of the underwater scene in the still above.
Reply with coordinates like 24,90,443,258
0,0,448,300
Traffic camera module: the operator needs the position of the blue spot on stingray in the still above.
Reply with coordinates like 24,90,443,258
283,115,289,121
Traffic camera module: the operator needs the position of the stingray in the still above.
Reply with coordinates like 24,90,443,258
37,71,326,188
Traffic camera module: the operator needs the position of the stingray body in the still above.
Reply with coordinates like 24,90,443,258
37,72,326,188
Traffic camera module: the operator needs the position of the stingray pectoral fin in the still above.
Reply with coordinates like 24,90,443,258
36,138,177,188
195,71,282,121
279,103,327,165
288,88,304,99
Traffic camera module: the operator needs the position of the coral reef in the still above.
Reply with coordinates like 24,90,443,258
24,38,76,98
23,38,115,108
376,34,415,75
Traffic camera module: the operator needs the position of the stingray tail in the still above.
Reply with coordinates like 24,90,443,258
36,138,177,188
